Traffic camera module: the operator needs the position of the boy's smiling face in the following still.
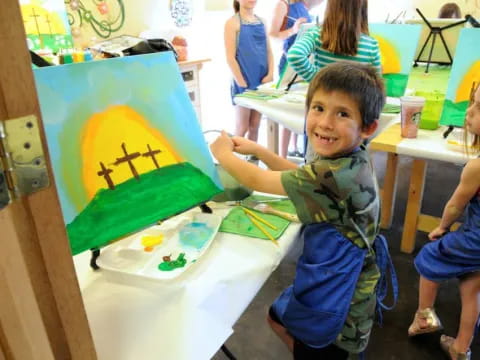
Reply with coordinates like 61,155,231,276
306,89,377,158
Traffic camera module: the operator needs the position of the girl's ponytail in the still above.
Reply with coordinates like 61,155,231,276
233,0,240,13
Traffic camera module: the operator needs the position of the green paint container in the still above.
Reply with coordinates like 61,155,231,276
415,90,445,130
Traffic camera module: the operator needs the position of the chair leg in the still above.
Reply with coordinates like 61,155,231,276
221,344,237,360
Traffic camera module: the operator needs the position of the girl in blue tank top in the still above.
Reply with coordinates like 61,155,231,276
224,0,273,141
269,0,323,158
408,83,480,360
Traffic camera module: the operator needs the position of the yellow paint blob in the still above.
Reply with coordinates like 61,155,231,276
455,61,480,103
372,35,402,74
141,234,164,248
81,105,183,199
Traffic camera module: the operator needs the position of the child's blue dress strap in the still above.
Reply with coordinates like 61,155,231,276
374,234,399,325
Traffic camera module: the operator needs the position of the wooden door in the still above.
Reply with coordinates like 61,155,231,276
0,1,96,359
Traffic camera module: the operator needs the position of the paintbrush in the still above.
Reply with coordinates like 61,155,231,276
242,199,299,222
243,209,279,246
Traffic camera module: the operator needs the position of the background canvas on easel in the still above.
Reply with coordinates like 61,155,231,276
34,52,222,255
20,0,73,51
370,23,422,97
440,28,480,127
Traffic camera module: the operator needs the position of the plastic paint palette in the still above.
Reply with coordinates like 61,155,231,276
97,212,222,281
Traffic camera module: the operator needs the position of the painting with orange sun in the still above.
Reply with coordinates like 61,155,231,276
370,24,421,97
34,52,222,255
440,28,480,127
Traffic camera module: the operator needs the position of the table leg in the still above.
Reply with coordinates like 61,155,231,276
401,159,427,253
380,153,399,229
266,118,279,155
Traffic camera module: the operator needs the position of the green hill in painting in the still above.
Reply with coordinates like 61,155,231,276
383,73,408,97
67,162,222,255
440,99,469,127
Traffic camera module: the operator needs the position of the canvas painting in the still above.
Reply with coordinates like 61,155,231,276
440,28,480,127
20,0,73,52
34,52,222,255
370,23,422,97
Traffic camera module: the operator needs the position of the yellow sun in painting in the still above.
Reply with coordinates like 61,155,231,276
21,4,67,35
455,61,480,103
81,105,183,199
372,35,402,74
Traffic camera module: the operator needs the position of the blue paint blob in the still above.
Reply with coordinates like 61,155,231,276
179,222,213,250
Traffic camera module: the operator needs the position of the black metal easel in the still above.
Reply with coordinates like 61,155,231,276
413,8,467,73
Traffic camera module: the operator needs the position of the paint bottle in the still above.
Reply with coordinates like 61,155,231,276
73,49,84,63
62,50,74,64
83,50,93,61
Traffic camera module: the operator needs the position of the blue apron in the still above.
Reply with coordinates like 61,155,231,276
415,192,480,282
231,15,268,104
271,223,398,350
278,1,312,75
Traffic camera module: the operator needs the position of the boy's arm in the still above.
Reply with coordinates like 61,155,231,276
232,136,298,170
429,158,480,239
224,17,247,87
211,133,287,195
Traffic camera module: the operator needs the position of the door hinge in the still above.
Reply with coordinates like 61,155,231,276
0,115,49,210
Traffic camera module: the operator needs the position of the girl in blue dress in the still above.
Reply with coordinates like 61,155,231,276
408,83,480,360
269,0,323,158
224,0,274,141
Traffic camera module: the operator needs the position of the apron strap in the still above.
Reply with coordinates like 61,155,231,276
374,234,399,325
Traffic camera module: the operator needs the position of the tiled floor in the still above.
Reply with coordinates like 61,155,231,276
211,153,480,360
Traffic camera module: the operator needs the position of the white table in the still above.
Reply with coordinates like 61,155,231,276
73,205,301,360
234,92,400,154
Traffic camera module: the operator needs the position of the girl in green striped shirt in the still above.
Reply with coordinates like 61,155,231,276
287,0,382,82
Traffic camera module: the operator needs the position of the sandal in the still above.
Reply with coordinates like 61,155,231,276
408,307,443,336
440,335,471,360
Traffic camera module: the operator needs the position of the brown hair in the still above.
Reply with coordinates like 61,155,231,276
361,0,369,34
306,62,385,129
233,0,239,13
438,3,462,19
464,82,480,155
321,0,366,56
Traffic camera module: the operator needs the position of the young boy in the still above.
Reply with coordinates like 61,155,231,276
210,61,388,359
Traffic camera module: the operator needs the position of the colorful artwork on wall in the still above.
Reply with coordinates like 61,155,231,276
370,23,422,97
440,28,480,127
65,0,125,39
34,52,222,255
20,0,73,52
169,0,193,27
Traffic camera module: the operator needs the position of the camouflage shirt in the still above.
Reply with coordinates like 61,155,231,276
281,146,381,354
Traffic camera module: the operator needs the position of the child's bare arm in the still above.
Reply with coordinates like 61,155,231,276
232,136,298,170
224,17,247,87
262,25,274,83
429,158,480,240
269,0,307,40
211,132,287,195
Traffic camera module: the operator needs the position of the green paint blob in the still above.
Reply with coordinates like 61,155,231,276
158,253,187,271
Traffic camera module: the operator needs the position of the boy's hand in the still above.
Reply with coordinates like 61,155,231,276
232,136,260,156
210,131,234,160
428,226,448,241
